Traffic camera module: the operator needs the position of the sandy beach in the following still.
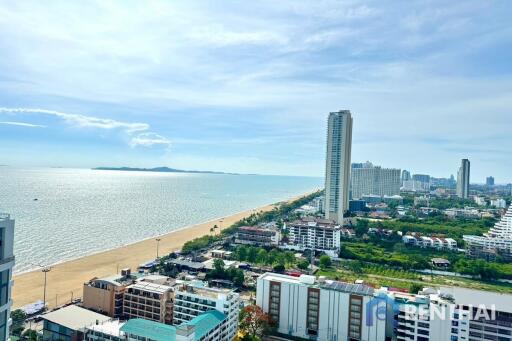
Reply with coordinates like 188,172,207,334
12,192,313,309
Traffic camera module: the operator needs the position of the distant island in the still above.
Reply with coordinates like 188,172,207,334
92,166,239,175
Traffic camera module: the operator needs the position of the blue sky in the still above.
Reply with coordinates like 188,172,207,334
0,1,511,182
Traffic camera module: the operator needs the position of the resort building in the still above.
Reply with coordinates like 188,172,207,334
82,268,136,318
464,204,512,260
123,276,175,324
0,213,14,341
350,162,401,199
42,305,111,341
256,273,389,341
324,110,353,224
173,282,240,340
285,217,344,256
234,225,281,247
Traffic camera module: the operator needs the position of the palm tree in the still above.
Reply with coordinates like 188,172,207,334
210,227,214,235
213,224,219,234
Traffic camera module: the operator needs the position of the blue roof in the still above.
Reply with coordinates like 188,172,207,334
121,319,175,341
185,310,226,340
120,311,226,341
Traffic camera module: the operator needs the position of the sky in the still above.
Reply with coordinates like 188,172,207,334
0,1,511,182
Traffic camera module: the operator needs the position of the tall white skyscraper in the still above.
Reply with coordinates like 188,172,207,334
0,214,15,341
457,159,470,199
324,110,353,223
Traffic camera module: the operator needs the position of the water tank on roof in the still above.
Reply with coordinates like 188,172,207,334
299,274,316,285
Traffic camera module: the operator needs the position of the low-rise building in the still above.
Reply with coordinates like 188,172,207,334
121,311,229,341
173,282,239,340
85,320,125,341
123,277,175,324
402,233,457,250
82,268,136,318
42,305,111,341
234,226,281,247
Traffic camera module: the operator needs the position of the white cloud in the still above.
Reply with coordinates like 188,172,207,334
0,108,148,132
130,132,171,147
0,121,46,128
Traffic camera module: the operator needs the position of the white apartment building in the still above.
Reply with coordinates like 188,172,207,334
285,218,342,257
474,197,487,206
123,277,174,324
387,286,512,341
173,282,239,341
491,199,507,209
256,273,389,341
325,110,353,224
464,205,512,260
351,163,401,199
0,214,15,341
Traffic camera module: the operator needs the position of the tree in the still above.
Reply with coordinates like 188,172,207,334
319,255,332,270
297,259,310,270
256,249,268,265
273,263,285,273
10,309,26,334
239,305,271,339
22,329,39,341
355,219,369,237
247,247,258,263
409,283,423,294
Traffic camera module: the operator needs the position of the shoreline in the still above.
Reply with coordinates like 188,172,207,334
12,191,316,309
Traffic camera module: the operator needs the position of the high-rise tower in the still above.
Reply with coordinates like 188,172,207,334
324,110,353,223
0,214,15,341
457,159,471,199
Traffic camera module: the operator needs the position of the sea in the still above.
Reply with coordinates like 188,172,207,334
0,167,322,273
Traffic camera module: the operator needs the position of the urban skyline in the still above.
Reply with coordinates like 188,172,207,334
0,2,511,181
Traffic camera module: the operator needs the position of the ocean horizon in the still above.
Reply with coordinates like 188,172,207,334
0,167,322,273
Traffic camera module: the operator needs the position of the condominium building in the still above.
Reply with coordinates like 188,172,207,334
464,205,512,260
487,176,495,187
123,276,175,324
350,162,401,199
401,169,411,185
256,273,389,341
491,198,507,209
324,110,353,224
457,159,471,199
82,268,136,318
387,286,512,341
0,214,15,341
173,282,240,341
286,217,342,256
234,226,281,247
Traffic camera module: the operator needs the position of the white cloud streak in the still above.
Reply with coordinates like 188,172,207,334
0,107,170,148
0,121,46,128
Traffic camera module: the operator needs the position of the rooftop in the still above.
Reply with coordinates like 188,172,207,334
127,281,174,295
42,305,111,331
87,320,125,337
176,283,234,300
120,311,226,341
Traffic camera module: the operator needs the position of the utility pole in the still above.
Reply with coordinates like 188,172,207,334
156,238,161,259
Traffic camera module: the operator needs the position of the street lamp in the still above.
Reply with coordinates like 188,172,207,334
156,238,162,259
42,267,51,311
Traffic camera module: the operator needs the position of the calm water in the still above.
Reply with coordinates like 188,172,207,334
0,167,321,273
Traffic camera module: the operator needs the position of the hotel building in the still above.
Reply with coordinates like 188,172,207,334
82,268,136,318
256,273,389,341
123,276,175,324
173,283,240,341
324,110,353,224
0,214,14,341
235,226,281,247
